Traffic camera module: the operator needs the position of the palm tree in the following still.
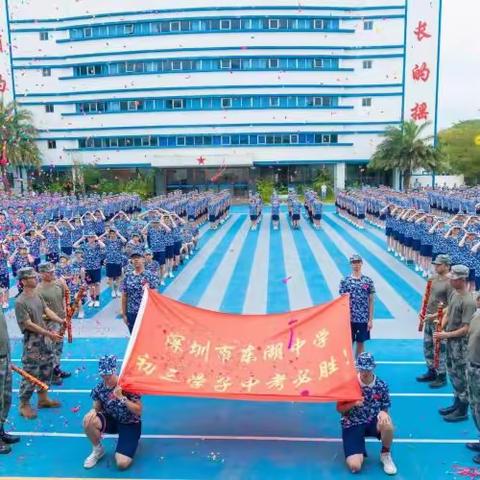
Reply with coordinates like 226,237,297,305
369,121,444,191
0,102,42,191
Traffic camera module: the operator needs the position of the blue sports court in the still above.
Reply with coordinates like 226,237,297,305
2,206,478,479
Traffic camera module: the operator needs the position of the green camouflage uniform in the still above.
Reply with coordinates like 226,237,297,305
38,281,66,369
467,311,480,431
445,290,476,404
15,293,54,401
423,275,452,374
0,309,12,426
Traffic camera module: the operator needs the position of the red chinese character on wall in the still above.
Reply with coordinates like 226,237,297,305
411,102,429,121
412,62,431,82
414,21,432,41
0,76,6,93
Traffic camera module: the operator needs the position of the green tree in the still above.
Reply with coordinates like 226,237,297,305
438,120,480,184
369,121,444,191
312,168,334,196
0,102,41,191
256,178,275,203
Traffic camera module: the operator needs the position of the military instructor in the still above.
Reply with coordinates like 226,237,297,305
0,306,20,454
15,267,65,420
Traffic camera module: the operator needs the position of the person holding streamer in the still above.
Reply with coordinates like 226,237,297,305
416,254,453,388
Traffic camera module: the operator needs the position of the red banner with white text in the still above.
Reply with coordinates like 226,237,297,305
118,290,361,403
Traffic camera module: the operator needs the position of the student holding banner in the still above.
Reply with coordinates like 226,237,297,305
337,352,397,475
83,355,142,470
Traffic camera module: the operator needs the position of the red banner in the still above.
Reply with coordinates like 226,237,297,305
119,290,361,403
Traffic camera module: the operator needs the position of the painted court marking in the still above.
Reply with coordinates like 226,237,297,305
7,432,475,444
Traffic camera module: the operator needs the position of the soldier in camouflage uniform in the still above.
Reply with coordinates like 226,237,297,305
15,267,65,419
466,294,480,464
434,264,476,422
0,308,20,454
416,254,453,388
37,262,71,385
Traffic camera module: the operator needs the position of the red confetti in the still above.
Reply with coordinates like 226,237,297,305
452,465,480,478
282,276,292,284
287,319,299,349
70,406,80,413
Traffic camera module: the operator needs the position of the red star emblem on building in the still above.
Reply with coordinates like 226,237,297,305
196,156,206,165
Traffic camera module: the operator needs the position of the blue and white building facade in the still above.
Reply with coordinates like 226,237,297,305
0,0,442,192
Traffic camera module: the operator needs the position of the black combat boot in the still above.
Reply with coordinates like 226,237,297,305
444,401,469,422
0,424,20,444
466,442,480,452
0,441,11,454
429,373,447,388
416,369,436,382
439,397,460,416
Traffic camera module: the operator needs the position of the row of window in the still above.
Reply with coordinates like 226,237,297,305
67,133,341,150
62,17,363,41
67,95,343,114
67,56,348,78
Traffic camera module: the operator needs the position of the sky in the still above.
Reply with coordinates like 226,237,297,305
437,0,480,130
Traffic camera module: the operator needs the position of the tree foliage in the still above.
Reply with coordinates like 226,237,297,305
369,121,444,190
0,102,42,190
438,119,480,184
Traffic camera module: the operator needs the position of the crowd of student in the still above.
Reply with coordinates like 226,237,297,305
336,186,480,283
0,190,231,312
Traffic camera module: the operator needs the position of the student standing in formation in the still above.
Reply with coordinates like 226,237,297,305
291,198,301,229
121,252,159,333
101,228,127,299
339,255,375,358
312,196,323,229
73,233,105,308
249,194,259,231
271,192,280,231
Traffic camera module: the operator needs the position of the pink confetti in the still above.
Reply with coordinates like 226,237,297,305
452,465,480,478
282,276,292,284
70,406,81,413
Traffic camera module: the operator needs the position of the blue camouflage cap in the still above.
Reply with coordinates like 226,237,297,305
355,352,376,371
98,355,118,376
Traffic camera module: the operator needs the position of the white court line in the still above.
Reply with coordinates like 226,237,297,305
242,213,270,314
279,213,312,310
11,389,454,397
7,431,475,444
327,213,425,293
163,215,236,299
10,358,426,364
197,217,249,311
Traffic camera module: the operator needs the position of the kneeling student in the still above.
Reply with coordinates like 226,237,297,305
337,352,397,475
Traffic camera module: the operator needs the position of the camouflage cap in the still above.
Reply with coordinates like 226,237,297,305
17,267,37,280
